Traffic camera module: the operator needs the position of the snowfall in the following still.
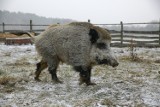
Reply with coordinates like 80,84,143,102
0,44,160,107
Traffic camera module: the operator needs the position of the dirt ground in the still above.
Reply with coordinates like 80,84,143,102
0,44,160,107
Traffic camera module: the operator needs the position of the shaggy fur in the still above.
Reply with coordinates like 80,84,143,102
16,22,119,85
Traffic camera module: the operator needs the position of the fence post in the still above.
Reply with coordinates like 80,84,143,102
30,20,32,32
2,22,5,33
88,19,90,23
159,19,160,45
120,21,123,47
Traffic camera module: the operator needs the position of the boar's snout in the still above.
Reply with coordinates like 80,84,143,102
112,61,119,67
96,57,119,67
109,58,119,67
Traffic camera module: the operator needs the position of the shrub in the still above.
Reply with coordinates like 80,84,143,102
128,39,142,62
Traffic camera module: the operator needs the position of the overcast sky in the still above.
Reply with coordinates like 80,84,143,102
0,0,159,24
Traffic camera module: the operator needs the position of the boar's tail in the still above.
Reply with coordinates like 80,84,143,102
10,30,35,41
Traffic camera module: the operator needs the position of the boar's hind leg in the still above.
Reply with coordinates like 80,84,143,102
47,57,62,83
74,66,96,86
35,60,48,81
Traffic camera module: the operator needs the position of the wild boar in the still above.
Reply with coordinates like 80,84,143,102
18,22,119,85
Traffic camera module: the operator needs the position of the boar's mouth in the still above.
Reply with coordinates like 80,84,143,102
98,59,109,65
96,57,110,65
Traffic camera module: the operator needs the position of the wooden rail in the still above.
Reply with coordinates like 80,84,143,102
0,20,160,47
5,37,32,45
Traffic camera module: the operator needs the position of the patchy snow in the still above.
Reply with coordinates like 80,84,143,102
0,44,160,107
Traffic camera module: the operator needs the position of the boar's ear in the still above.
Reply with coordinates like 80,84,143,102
89,29,99,44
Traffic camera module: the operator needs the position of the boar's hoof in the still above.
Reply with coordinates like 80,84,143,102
53,79,63,84
79,78,96,86
35,77,41,82
112,62,119,67
79,81,96,86
86,82,96,86
79,79,85,85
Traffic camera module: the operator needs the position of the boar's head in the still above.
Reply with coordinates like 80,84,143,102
89,26,119,67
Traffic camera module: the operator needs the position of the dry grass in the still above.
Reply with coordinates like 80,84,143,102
128,39,142,62
0,69,5,75
119,55,150,63
6,57,31,66
155,59,160,63
0,33,29,38
15,58,31,66
5,52,11,56
100,98,114,106
0,76,16,85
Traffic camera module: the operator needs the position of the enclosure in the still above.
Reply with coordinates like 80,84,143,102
0,21,160,106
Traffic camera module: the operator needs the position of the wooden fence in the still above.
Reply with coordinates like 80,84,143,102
96,21,160,47
0,20,48,34
0,20,160,47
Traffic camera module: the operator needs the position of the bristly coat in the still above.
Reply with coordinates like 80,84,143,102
15,22,118,85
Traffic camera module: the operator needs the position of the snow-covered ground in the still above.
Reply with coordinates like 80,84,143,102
0,44,160,107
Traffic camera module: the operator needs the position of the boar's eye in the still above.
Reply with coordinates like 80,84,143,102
96,43,106,49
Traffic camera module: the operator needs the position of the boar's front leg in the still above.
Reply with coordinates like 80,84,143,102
74,66,96,86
